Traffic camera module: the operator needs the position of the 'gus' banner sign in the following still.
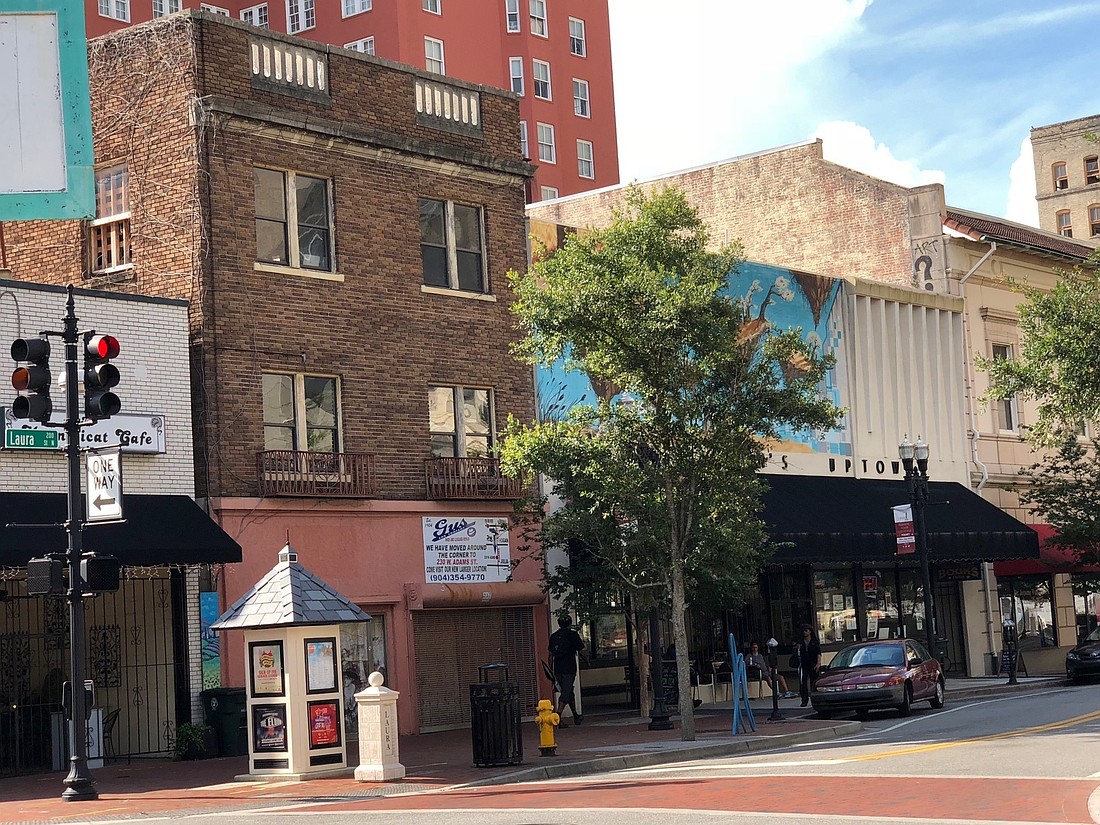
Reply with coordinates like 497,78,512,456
423,516,511,584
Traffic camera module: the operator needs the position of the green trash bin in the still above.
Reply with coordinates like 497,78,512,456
201,687,248,757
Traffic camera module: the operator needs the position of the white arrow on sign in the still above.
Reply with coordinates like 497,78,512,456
86,448,123,522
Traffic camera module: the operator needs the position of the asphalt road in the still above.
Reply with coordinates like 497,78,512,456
88,685,1100,825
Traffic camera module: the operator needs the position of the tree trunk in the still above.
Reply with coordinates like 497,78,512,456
671,564,694,740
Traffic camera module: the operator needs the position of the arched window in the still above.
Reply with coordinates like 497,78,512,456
1056,210,1072,237
1053,162,1069,190
1090,205,1100,237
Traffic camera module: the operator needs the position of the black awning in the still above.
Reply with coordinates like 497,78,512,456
761,474,1039,565
0,493,242,567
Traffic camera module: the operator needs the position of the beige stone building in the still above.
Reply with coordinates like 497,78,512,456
1030,114,1100,239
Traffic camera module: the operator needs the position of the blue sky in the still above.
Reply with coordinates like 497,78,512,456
607,0,1100,226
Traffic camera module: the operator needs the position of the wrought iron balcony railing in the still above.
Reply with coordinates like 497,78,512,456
424,456,525,500
258,450,377,498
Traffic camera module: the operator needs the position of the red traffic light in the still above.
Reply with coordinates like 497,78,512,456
86,334,120,360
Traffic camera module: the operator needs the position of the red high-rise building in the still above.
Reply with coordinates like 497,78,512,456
84,0,618,200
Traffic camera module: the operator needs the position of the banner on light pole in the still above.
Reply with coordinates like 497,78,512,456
893,504,916,555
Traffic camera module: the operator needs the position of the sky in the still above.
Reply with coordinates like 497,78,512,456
606,0,1100,227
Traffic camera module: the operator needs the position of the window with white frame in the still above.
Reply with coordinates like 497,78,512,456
425,37,445,73
533,59,551,99
429,386,494,457
153,0,182,17
536,122,555,163
287,0,315,32
241,3,269,26
519,121,529,158
99,0,130,21
419,198,487,292
1053,162,1068,191
89,164,132,275
569,17,586,56
254,168,333,272
529,0,546,36
1090,204,1100,237
1057,210,1072,237
509,57,524,95
263,373,340,453
540,186,558,200
346,36,375,54
573,78,589,117
342,0,371,16
577,139,594,179
1087,156,1100,185
423,0,441,12
200,3,229,13
505,0,520,32
991,344,1018,432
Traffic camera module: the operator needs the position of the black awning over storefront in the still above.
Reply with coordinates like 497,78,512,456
0,493,242,567
761,474,1039,565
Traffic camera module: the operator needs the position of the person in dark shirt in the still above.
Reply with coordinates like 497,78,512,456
797,624,822,707
548,615,586,726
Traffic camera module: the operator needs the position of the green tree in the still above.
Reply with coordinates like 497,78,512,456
1015,435,1100,566
500,187,843,740
980,264,1100,448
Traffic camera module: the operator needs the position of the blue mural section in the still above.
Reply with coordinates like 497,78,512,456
200,591,221,689
535,260,852,459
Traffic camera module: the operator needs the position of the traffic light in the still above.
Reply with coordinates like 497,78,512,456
84,333,121,420
11,337,53,422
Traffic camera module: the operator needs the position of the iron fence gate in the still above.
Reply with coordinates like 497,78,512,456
0,567,186,776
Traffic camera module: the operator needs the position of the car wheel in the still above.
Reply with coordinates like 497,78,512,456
897,684,912,717
929,678,945,709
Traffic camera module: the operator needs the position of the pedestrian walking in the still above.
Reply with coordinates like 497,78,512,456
797,624,821,707
549,615,586,726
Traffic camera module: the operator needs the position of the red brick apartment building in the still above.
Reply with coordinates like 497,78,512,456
3,12,541,738
84,0,618,201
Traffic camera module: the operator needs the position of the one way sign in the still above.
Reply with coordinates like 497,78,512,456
86,448,123,523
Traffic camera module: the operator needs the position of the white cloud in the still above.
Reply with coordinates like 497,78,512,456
1005,138,1040,227
813,121,945,188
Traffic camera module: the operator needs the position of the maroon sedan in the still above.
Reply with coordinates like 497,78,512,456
811,638,945,719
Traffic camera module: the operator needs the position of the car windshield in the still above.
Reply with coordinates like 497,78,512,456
1086,626,1100,643
830,644,906,669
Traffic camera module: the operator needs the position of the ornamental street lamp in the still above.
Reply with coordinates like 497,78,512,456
899,435,937,657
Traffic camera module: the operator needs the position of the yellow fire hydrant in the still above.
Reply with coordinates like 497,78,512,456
535,699,560,756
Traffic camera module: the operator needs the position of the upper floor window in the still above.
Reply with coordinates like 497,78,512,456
529,0,547,36
505,0,520,32
429,386,494,457
287,0,315,32
509,57,524,95
99,0,130,21
201,3,229,13
343,0,371,16
419,198,487,293
536,122,555,163
991,344,1018,432
241,3,269,26
1053,162,1068,191
423,0,441,12
1087,156,1100,185
263,373,340,453
1056,210,1072,237
573,78,589,117
153,0,182,17
425,37,445,74
577,139,594,179
569,17,586,56
90,163,132,276
533,59,551,100
519,121,529,159
254,168,333,272
540,186,558,200
346,36,375,54
1091,205,1100,237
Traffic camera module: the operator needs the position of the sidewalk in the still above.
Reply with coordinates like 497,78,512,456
0,677,1066,823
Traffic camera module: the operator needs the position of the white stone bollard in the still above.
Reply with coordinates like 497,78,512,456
354,671,406,781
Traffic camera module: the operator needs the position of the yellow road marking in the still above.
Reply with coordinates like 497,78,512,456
847,708,1100,762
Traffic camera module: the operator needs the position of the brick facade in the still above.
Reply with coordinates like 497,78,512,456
1030,114,1100,238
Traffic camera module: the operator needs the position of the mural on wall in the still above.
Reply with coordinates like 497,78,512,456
535,260,852,473
200,591,221,689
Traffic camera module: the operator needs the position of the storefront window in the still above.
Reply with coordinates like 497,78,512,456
998,574,1055,651
814,569,857,645
592,613,629,660
861,569,900,639
1071,574,1100,642
898,568,927,640
340,614,388,739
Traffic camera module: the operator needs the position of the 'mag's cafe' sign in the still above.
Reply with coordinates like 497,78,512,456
2,408,166,453
423,516,511,584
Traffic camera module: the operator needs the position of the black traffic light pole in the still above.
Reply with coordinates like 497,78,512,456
60,287,97,801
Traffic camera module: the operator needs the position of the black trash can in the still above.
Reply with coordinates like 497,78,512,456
469,663,523,767
201,687,248,757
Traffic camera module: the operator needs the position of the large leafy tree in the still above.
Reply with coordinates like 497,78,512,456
1015,436,1100,567
500,187,843,740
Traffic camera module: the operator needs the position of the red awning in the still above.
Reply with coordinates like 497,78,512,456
994,524,1100,576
